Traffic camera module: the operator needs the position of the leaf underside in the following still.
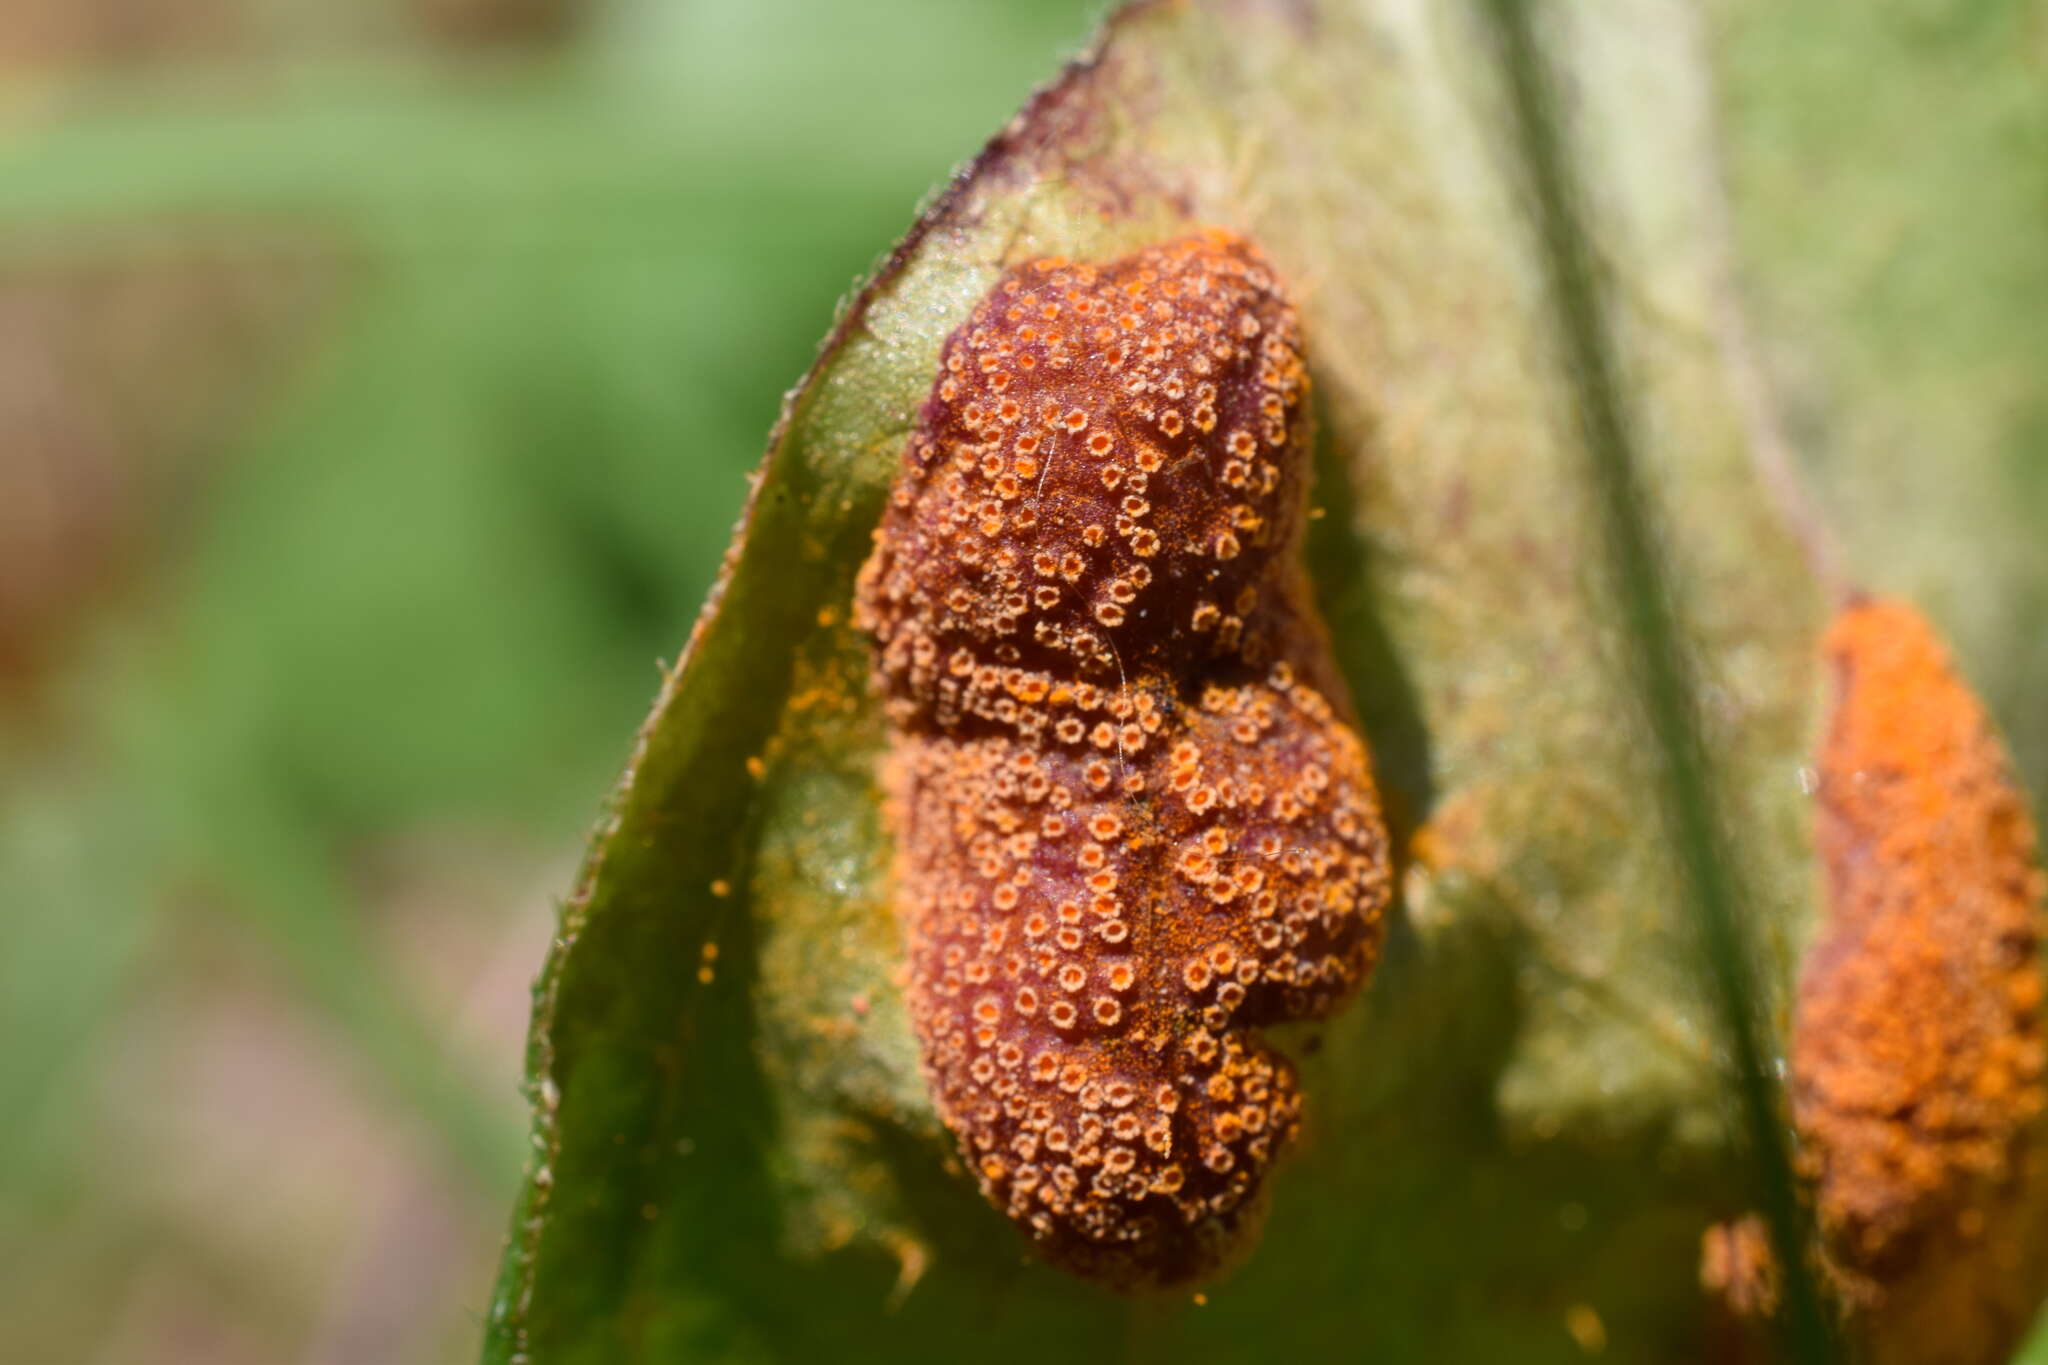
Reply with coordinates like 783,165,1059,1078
482,2,2048,1362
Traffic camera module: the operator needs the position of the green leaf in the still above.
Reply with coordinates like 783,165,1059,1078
484,2,2048,1361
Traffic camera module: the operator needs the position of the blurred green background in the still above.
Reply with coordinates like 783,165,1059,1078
0,1,1098,1360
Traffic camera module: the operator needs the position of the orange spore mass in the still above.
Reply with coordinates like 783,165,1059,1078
854,231,1391,1288
1795,598,2048,1285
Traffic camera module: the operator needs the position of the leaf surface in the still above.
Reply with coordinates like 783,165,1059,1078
483,2,2047,1360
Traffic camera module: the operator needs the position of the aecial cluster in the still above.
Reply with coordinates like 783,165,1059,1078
855,231,1390,1288
1795,598,2047,1290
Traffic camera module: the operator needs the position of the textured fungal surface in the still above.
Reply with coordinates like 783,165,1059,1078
854,230,1391,1288
1699,1215,1780,1321
1790,597,2048,1339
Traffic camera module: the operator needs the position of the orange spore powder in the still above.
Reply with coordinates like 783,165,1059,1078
1794,597,2047,1285
1700,1214,1781,1320
854,230,1391,1288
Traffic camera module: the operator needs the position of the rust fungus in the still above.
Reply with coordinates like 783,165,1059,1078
854,230,1390,1288
1779,597,2048,1355
1699,1215,1780,1321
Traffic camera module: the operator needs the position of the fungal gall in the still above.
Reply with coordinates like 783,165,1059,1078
855,230,1391,1289
1775,598,2048,1353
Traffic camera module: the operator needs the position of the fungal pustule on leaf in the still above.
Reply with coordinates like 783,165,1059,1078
1789,597,2048,1352
854,229,1391,1289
